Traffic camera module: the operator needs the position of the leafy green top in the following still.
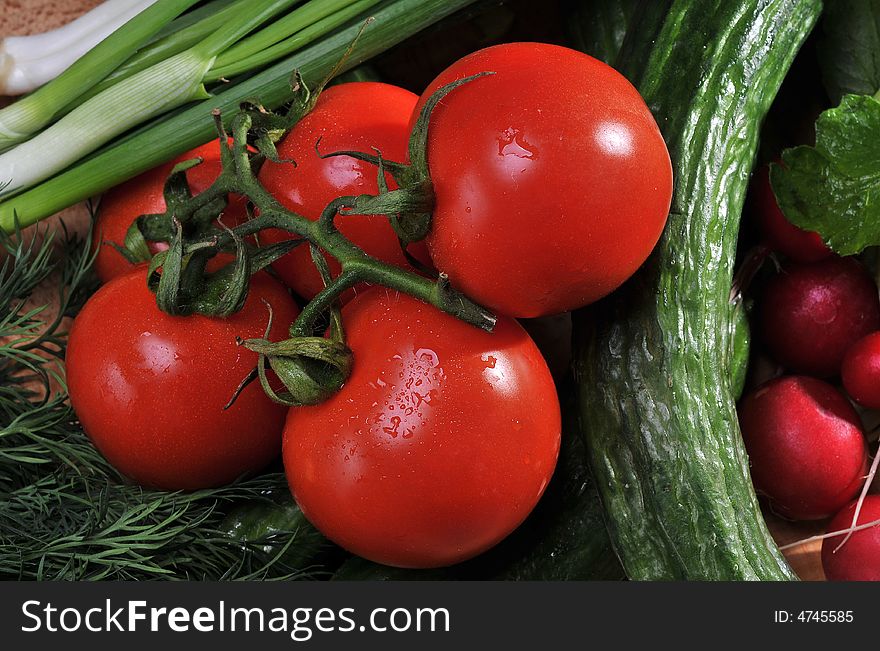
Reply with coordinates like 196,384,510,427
771,94,880,256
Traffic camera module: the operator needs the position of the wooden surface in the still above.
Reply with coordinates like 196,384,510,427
1,0,102,36
763,512,826,581
1,0,829,582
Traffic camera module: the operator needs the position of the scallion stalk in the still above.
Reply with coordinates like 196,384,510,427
0,0,152,66
0,0,159,95
209,0,363,73
0,0,203,152
0,0,300,197
188,0,301,60
206,0,381,82
0,51,212,197
0,0,478,232
86,0,259,99
149,0,240,42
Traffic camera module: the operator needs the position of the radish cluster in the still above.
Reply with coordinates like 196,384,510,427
742,166,880,580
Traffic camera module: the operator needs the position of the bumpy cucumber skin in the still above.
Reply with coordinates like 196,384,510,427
574,0,821,580
730,302,751,401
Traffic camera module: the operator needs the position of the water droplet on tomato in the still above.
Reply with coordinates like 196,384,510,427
497,126,536,159
382,415,402,438
415,348,439,367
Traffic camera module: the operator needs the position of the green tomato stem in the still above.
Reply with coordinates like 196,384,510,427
170,110,495,334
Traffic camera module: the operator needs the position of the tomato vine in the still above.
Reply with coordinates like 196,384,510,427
121,74,496,407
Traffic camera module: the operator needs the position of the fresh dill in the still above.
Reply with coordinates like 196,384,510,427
0,218,328,580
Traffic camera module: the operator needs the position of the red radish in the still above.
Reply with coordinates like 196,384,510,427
752,164,831,263
842,332,880,409
760,256,880,377
738,375,868,520
822,495,880,581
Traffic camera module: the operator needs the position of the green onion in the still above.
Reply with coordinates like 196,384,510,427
1,0,318,200
86,0,256,99
188,0,302,60
0,0,477,233
0,0,155,94
0,0,203,152
0,0,304,198
149,0,240,42
206,0,381,82
0,50,212,197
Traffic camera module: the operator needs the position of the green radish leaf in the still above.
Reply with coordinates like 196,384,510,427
819,0,880,103
771,93,880,256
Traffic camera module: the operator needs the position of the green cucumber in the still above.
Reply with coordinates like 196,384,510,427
730,300,751,401
573,0,821,580
562,0,639,66
221,493,331,573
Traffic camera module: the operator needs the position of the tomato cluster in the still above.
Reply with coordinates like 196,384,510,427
742,168,880,580
92,139,250,283
67,44,672,568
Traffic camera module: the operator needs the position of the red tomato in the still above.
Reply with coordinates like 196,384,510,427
259,82,430,300
283,290,561,568
414,42,672,318
67,268,299,490
93,139,248,283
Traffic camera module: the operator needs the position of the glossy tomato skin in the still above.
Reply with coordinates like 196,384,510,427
93,139,248,283
283,290,561,568
258,82,429,300
415,42,673,318
67,268,299,490
822,496,880,581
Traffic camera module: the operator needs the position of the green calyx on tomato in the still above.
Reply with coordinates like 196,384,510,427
316,43,674,319
283,289,561,568
92,138,251,283
258,81,435,301
118,82,495,407
67,268,301,490
238,258,353,409
313,72,493,249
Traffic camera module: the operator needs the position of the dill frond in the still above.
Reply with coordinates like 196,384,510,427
0,216,329,580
